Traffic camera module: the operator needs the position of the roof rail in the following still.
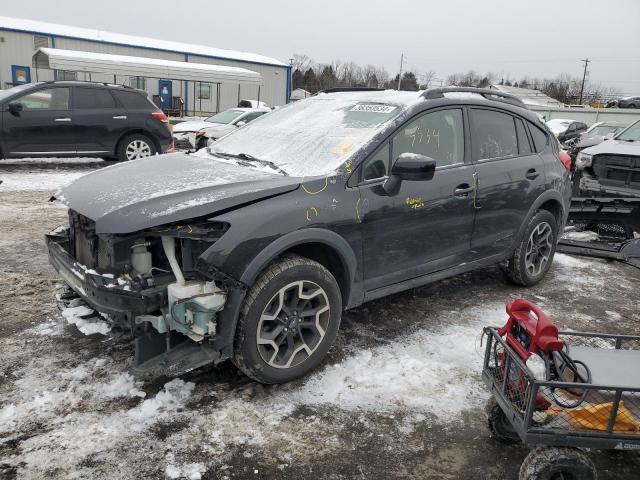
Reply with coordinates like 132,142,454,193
422,87,526,108
316,87,384,95
38,79,133,89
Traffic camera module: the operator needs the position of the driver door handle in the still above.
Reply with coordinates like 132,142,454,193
454,183,474,197
112,115,127,120
526,168,539,180
54,117,72,122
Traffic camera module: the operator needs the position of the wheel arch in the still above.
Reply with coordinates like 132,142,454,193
239,228,361,309
114,129,159,156
513,191,567,249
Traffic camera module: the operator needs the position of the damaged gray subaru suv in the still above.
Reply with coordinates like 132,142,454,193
47,87,572,383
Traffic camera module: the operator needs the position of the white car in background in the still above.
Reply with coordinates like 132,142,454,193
173,107,270,150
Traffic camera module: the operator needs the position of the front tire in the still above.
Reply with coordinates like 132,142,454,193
505,210,558,287
117,134,156,162
233,255,342,384
519,447,596,480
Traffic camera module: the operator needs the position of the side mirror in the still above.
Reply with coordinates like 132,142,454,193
382,153,436,195
236,120,247,127
8,102,23,115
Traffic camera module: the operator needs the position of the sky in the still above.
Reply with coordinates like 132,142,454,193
2,0,639,95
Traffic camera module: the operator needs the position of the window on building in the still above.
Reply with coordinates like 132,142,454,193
392,108,465,167
470,109,518,160
18,87,70,110
196,84,211,100
129,76,146,91
58,71,77,81
33,35,50,50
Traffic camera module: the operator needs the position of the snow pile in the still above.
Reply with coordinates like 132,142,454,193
97,372,146,399
28,318,64,336
128,379,194,423
61,305,111,335
562,230,599,242
287,305,500,419
165,453,206,480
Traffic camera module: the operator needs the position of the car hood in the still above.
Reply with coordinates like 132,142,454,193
55,153,300,234
173,120,224,133
200,124,236,137
582,139,640,157
575,135,606,150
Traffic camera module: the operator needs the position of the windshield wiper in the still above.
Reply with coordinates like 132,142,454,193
211,151,289,176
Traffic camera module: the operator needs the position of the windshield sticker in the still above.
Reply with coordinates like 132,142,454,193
350,104,398,113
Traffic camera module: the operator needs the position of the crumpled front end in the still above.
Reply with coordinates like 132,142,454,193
47,209,238,376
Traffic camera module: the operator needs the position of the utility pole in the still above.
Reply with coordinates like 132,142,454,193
397,53,404,90
579,58,590,105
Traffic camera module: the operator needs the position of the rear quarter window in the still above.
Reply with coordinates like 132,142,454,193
112,90,155,110
528,122,549,153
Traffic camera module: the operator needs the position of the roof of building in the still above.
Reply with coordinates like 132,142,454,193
33,48,263,84
0,16,288,68
490,84,564,108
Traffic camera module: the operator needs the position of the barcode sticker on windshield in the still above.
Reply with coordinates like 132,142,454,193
350,104,397,113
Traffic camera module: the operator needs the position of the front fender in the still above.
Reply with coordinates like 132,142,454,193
239,227,360,304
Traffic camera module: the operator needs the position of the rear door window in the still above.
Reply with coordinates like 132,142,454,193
470,108,518,160
112,90,154,110
74,88,117,109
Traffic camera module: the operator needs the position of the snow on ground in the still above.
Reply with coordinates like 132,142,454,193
61,305,112,335
0,169,94,191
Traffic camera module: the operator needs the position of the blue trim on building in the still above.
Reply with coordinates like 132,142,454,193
184,53,189,116
285,65,292,104
0,26,288,70
50,35,57,80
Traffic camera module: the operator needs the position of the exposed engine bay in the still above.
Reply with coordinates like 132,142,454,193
47,210,236,376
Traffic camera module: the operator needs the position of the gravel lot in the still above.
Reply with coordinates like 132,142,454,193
1,159,639,480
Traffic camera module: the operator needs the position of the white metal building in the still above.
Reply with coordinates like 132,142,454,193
0,16,291,115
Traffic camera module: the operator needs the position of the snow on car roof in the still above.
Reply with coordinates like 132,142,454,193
0,16,288,68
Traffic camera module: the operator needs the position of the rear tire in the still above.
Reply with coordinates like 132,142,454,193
486,396,521,444
519,447,596,480
232,255,342,384
505,210,558,287
117,134,156,162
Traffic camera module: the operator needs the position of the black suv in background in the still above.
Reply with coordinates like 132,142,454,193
0,81,173,162
47,87,571,384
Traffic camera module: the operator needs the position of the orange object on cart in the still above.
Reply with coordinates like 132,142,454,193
567,401,640,432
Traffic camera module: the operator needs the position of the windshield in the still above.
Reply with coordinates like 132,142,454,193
205,109,244,124
207,92,414,177
586,125,625,137
616,120,640,142
0,84,33,103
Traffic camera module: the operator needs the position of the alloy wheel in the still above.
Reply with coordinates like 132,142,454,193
256,280,330,369
125,140,152,160
525,222,553,277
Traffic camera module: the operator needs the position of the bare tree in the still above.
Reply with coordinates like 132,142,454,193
291,53,312,72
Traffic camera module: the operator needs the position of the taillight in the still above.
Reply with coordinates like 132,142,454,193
559,151,572,173
151,111,168,123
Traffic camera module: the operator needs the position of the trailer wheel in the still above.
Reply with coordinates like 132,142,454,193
519,447,596,480
486,396,521,444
